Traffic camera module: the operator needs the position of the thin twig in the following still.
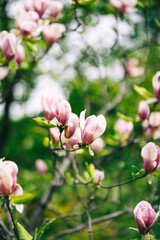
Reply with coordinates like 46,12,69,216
5,196,20,240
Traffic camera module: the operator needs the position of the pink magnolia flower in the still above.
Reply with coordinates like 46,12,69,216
65,127,81,150
53,100,71,125
14,44,25,65
152,71,160,100
114,119,133,137
141,142,160,173
35,159,48,176
138,101,150,121
49,1,63,18
110,0,137,13
50,127,60,143
125,59,144,77
149,112,160,128
15,9,39,35
1,32,17,61
41,94,62,121
33,0,49,17
65,113,79,138
0,159,18,196
134,201,159,235
94,170,105,183
43,23,65,45
80,110,106,145
91,137,104,153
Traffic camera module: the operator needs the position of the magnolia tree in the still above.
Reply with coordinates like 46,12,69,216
0,0,160,239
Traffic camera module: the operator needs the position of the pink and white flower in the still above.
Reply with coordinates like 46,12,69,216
80,110,106,145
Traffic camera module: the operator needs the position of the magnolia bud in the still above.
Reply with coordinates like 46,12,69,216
152,71,160,100
125,58,144,77
33,0,49,17
43,23,65,45
41,95,55,121
54,100,71,125
0,160,18,196
65,113,78,138
50,127,60,143
134,201,159,235
114,119,133,137
91,137,104,153
110,0,137,13
49,1,63,18
80,110,106,145
141,142,160,173
138,101,150,121
35,159,48,176
94,170,104,183
14,44,25,65
149,112,160,128
1,33,17,61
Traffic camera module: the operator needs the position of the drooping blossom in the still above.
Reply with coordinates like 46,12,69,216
152,71,160,100
35,159,48,176
91,137,104,153
114,119,133,138
33,0,49,17
65,113,79,138
125,58,144,77
53,100,71,125
94,170,105,183
43,23,65,45
65,128,81,150
141,142,160,173
80,110,106,145
0,159,19,196
110,0,137,13
14,44,25,65
49,1,63,18
134,200,159,235
138,101,150,121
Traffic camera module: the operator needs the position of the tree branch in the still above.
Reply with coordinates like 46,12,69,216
48,210,132,240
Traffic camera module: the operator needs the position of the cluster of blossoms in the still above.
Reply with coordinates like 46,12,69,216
0,0,65,81
42,94,106,153
137,71,160,139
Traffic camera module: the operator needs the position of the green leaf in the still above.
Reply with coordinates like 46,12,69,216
33,228,38,240
77,0,96,5
133,85,152,99
38,218,56,239
83,171,91,181
76,174,87,184
66,172,73,185
116,112,134,122
153,169,160,178
25,41,39,54
89,164,95,178
11,193,35,204
17,222,33,240
33,118,57,128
